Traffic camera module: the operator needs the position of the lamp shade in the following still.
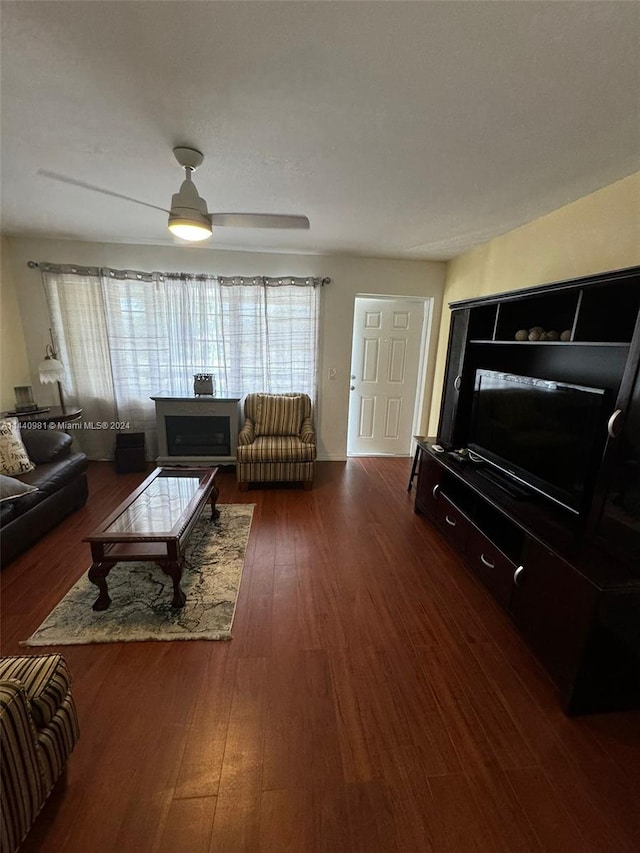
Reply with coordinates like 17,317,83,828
167,172,213,242
39,355,64,384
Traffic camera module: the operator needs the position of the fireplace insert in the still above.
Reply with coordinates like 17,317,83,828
165,415,231,457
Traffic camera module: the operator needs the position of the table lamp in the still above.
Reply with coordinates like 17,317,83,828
38,330,65,411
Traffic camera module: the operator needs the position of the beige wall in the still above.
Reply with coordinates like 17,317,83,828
428,171,640,435
0,239,31,412
2,238,445,460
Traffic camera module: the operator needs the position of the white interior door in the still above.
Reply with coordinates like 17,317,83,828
347,296,427,456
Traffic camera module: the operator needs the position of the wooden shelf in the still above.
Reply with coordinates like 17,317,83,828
469,340,631,347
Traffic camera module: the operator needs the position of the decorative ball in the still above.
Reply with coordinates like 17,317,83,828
539,332,548,341
560,330,571,342
528,330,542,341
529,326,544,334
515,329,528,341
546,330,560,341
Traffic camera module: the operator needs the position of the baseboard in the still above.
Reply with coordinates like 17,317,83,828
315,455,411,461
345,453,412,458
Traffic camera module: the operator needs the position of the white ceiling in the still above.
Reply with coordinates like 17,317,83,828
1,1,638,261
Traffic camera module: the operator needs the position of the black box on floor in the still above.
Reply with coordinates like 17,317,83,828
114,432,146,473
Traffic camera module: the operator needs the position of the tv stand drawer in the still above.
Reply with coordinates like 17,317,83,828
436,494,471,552
466,525,516,608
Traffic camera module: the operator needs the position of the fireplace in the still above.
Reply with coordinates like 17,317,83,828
166,416,231,457
151,395,241,465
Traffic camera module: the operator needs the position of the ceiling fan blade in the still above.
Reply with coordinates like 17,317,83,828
210,213,310,229
38,168,309,231
37,170,170,213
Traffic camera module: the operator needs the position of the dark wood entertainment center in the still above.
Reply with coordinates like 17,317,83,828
414,265,640,714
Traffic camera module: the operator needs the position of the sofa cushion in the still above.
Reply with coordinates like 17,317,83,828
0,655,71,729
236,435,316,463
254,394,305,436
21,430,72,465
3,486,46,517
0,418,35,477
1,502,16,525
13,454,88,514
0,474,38,504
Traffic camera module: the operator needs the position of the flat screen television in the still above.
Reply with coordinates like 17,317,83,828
468,369,607,515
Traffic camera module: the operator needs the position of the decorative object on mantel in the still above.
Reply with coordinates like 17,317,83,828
38,328,66,411
193,373,215,396
22,504,254,645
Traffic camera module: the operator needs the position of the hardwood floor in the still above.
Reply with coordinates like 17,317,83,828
2,459,639,852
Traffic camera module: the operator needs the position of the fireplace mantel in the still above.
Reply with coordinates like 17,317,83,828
151,394,241,465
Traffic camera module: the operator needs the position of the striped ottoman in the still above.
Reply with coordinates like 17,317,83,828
0,654,79,853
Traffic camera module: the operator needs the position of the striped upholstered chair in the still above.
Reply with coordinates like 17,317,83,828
236,393,317,490
0,654,79,853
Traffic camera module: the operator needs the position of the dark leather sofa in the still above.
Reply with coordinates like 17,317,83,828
0,430,88,565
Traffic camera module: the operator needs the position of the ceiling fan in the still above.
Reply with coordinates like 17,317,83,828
38,147,310,242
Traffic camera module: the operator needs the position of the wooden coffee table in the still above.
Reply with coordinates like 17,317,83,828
84,467,219,611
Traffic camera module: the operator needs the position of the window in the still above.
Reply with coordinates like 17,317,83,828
43,267,321,458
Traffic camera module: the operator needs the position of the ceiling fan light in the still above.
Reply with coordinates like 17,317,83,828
168,217,213,241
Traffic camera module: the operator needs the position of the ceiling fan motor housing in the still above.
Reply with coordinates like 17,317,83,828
170,174,210,218
168,168,213,240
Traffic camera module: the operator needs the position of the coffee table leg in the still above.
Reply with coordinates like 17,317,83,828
88,562,113,611
159,560,187,608
210,478,220,521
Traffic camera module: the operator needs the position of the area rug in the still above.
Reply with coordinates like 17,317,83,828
22,504,254,646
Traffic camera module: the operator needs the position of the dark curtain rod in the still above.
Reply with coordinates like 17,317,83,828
27,261,331,286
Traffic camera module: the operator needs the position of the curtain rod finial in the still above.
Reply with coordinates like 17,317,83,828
28,261,39,268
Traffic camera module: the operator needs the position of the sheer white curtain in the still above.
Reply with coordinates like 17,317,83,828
218,276,320,394
43,267,321,459
45,267,119,460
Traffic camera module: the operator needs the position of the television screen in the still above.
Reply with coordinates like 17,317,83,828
468,369,607,514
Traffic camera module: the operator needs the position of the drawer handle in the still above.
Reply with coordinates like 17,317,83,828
454,375,462,391
513,565,524,585
445,515,457,527
432,483,440,499
480,553,495,569
607,409,624,438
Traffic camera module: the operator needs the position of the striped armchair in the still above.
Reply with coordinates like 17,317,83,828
0,654,79,853
236,393,317,490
